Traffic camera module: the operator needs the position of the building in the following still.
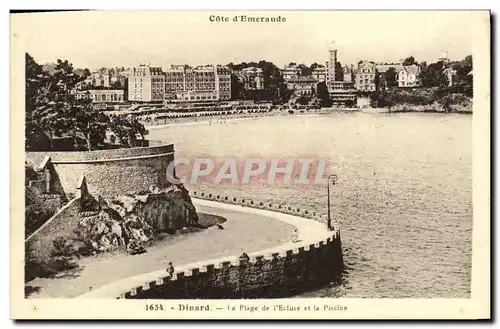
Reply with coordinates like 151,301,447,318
326,42,338,89
355,61,377,92
286,76,317,96
398,65,422,88
375,63,402,90
164,65,231,102
215,65,231,101
342,65,355,83
312,66,327,82
74,89,125,103
443,67,458,87
375,62,402,73
128,65,165,102
329,81,357,104
236,67,264,90
282,64,301,82
89,72,110,88
110,73,127,88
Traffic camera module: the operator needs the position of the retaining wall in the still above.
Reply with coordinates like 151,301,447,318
25,197,82,261
80,190,344,299
25,144,175,199
26,176,96,262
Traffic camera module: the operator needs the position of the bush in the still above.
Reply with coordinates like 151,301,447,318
49,237,79,270
25,163,38,182
372,87,471,110
25,187,56,237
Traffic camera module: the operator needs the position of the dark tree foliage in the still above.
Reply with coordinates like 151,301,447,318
335,62,344,81
421,61,448,88
316,81,332,107
25,53,148,151
402,56,417,66
385,67,398,87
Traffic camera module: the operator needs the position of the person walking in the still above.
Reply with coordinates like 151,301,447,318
166,262,175,277
292,229,299,243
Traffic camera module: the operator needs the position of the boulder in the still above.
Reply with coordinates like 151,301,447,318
109,203,126,218
117,195,138,213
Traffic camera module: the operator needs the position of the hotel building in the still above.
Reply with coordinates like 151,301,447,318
355,61,377,92
128,65,165,102
164,65,231,102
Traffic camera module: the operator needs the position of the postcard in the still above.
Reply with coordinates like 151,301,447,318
10,10,490,320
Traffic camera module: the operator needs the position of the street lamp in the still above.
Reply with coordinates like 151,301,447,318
327,174,338,230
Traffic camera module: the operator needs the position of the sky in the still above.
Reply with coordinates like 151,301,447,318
11,10,478,70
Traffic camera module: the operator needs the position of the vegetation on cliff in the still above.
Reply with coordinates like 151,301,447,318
369,87,472,113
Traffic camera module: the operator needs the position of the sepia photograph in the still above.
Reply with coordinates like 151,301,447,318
10,9,490,319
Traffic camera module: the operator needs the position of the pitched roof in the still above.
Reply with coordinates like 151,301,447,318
399,65,421,75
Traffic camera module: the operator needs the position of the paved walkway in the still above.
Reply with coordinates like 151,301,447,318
78,199,333,299
26,200,296,299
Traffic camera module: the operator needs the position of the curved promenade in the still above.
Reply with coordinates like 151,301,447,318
78,196,341,299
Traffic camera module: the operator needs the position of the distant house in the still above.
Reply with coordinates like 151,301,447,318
286,76,317,96
443,68,458,87
73,89,125,104
282,64,301,82
342,65,356,83
235,67,264,90
355,61,377,92
312,66,327,82
397,65,422,88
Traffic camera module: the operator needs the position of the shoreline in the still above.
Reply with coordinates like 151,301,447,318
144,106,471,129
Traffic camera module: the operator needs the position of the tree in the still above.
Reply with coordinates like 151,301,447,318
131,117,149,143
310,63,320,71
26,56,78,150
402,56,417,66
296,96,309,105
385,67,398,87
108,115,148,148
374,70,381,91
452,55,473,84
316,81,332,107
421,61,447,87
230,73,244,100
69,99,110,151
298,64,312,76
335,62,344,81
25,54,149,151
82,68,91,78
26,53,50,150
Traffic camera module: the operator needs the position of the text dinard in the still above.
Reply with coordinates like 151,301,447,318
209,15,287,23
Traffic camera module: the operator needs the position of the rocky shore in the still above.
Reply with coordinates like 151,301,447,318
387,102,472,114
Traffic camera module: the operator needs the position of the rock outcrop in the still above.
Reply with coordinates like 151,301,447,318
71,184,198,255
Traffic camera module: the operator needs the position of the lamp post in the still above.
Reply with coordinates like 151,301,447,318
327,174,338,230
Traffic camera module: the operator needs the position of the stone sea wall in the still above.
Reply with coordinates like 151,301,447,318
25,144,175,199
114,191,344,299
